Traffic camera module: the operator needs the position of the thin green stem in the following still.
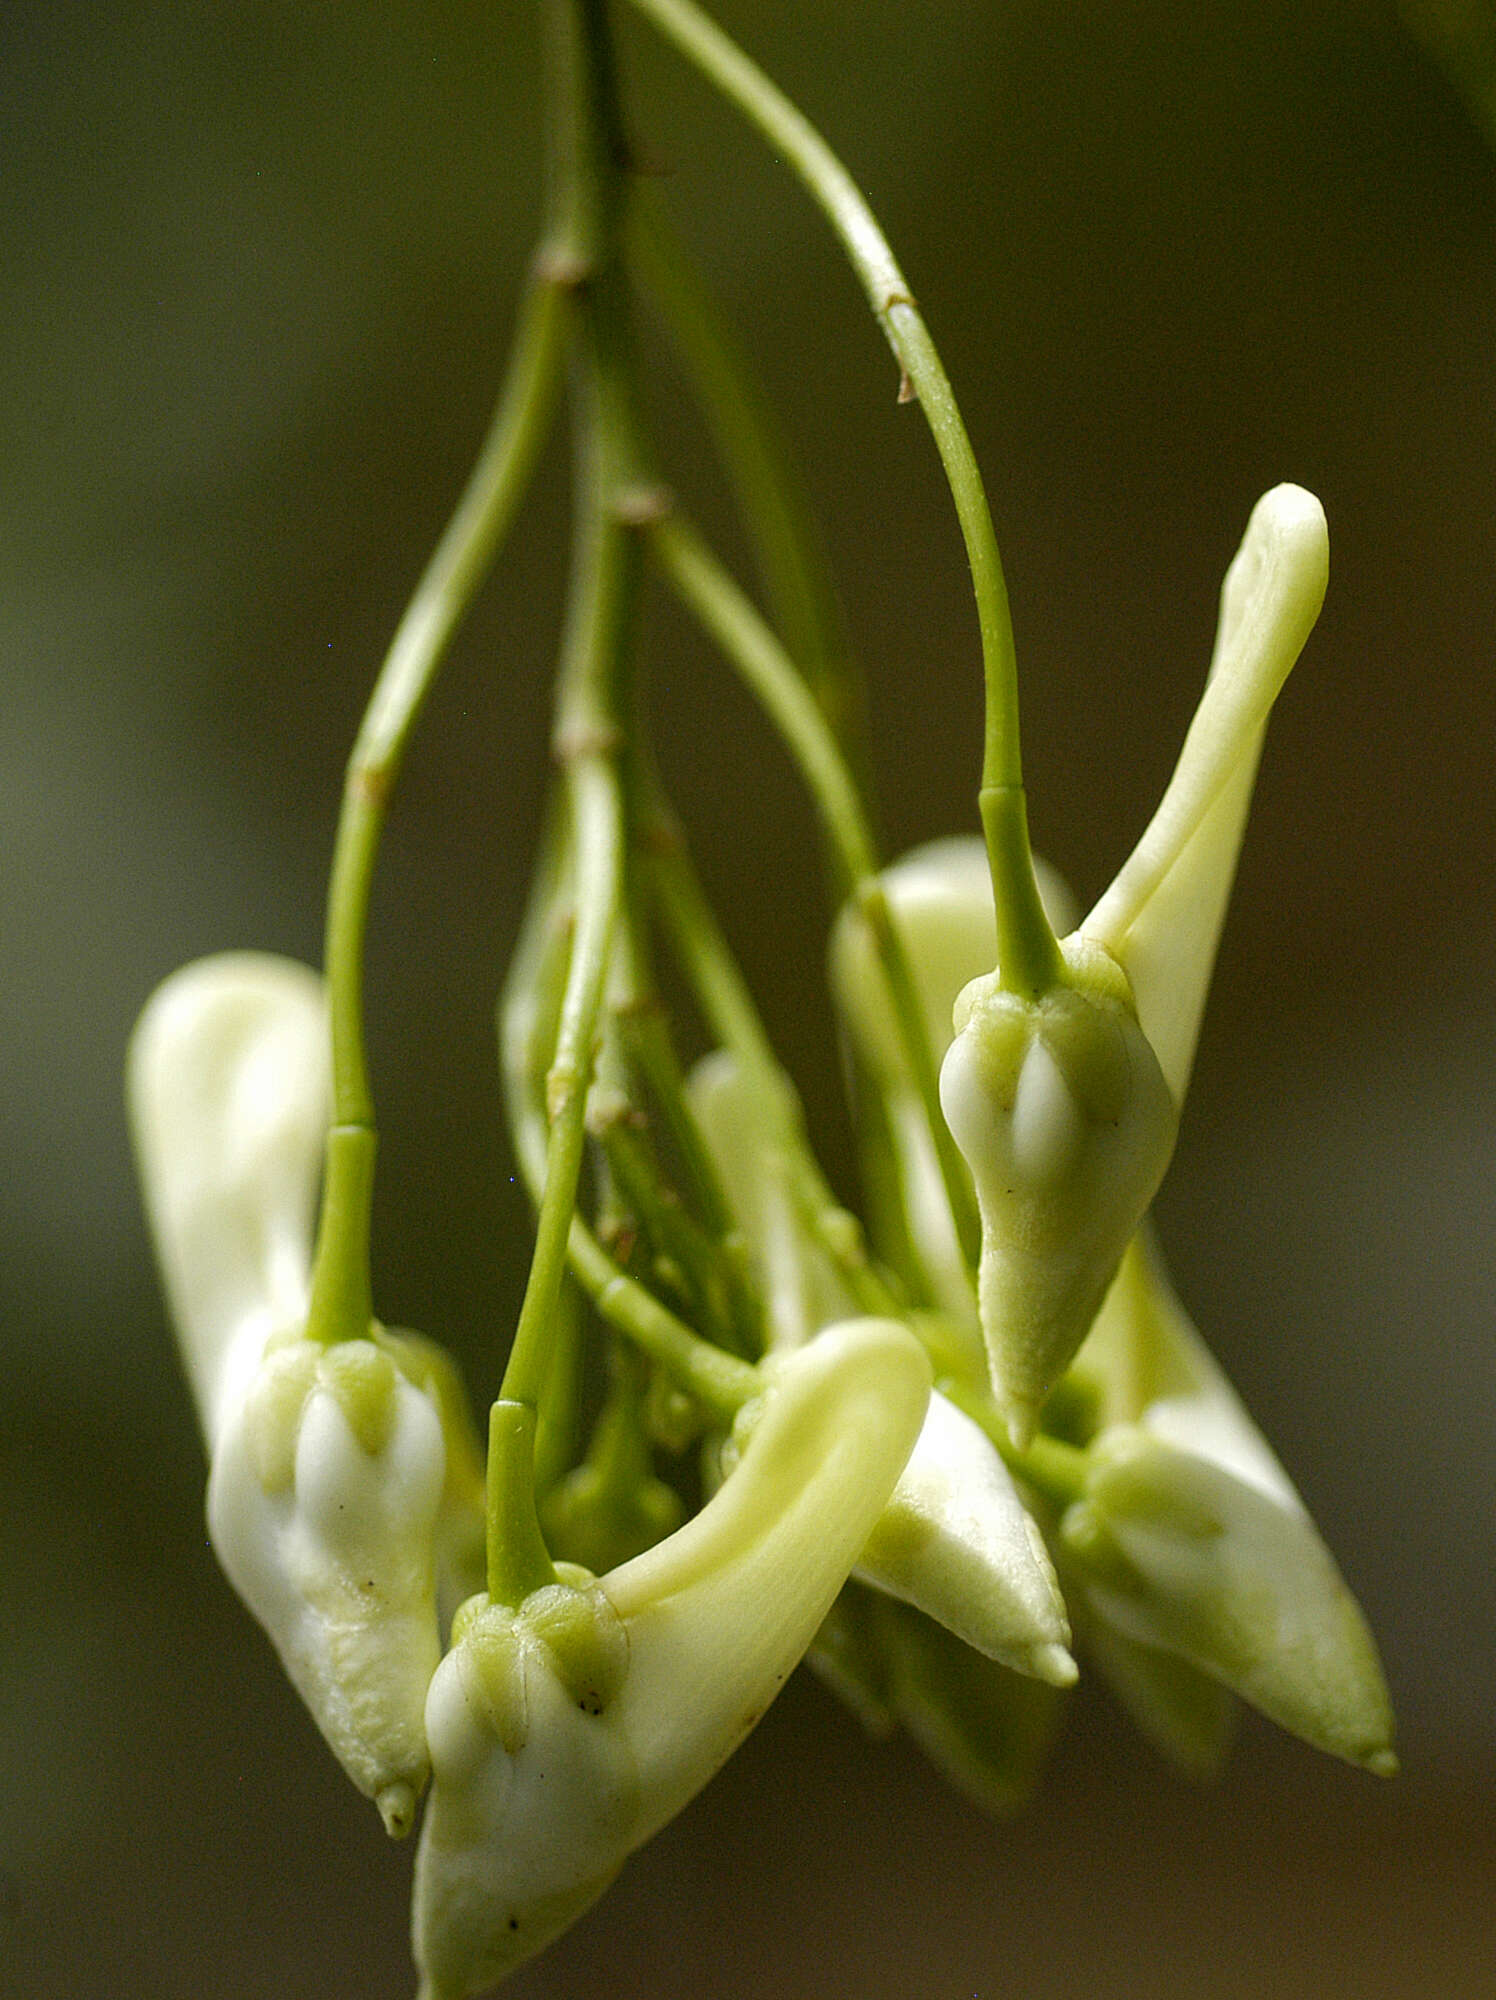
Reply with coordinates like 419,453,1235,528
628,191,867,773
499,807,759,1421
508,1020,758,1422
625,0,1058,993
501,758,628,1411
650,511,979,1256
487,1400,559,1606
302,270,569,1348
644,800,903,1318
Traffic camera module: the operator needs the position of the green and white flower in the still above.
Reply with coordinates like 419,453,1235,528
129,954,484,1833
411,1317,931,1997
938,484,1329,1446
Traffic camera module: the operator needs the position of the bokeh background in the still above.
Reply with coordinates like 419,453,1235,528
3,1,1493,1994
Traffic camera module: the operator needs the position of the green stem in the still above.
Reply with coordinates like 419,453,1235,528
644,799,903,1318
628,191,868,774
501,758,628,1411
498,0,645,1423
625,0,1056,986
510,1041,758,1423
487,1401,559,1606
499,808,759,1423
302,270,569,1349
650,512,980,1258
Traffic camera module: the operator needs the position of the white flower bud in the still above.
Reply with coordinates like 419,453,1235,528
939,937,1177,1450
857,1388,1075,1685
128,953,485,1831
412,1318,931,1998
1062,1428,1395,1775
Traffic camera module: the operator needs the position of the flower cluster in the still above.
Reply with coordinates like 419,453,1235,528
128,4,1395,1990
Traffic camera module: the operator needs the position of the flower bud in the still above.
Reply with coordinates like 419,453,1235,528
412,1318,931,1997
856,1388,1075,1684
939,936,1177,1450
1061,1428,1395,1774
128,953,486,1830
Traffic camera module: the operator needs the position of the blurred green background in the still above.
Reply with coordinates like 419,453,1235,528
3,1,1493,1994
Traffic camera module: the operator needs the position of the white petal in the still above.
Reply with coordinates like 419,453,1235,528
1083,485,1329,1101
127,953,328,1446
856,1389,1074,1683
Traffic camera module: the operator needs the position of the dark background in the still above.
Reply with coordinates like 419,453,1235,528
3,2,1493,1994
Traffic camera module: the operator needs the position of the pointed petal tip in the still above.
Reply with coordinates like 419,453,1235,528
1365,1746,1399,1779
378,1779,419,1839
1003,1404,1038,1456
1029,1641,1080,1688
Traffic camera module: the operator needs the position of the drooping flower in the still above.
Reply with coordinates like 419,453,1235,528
937,484,1329,1446
411,1316,931,1997
1058,1231,1396,1774
128,954,485,1833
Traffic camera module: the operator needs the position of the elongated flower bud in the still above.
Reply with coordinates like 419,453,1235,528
856,1389,1074,1684
412,1318,931,1997
940,937,1177,1450
939,487,1328,1447
128,953,484,1832
1062,1428,1395,1774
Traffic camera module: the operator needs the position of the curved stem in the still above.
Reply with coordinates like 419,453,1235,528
628,191,867,774
498,0,647,1424
649,513,979,1258
625,0,1056,988
643,798,905,1318
302,269,569,1348
650,513,874,886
